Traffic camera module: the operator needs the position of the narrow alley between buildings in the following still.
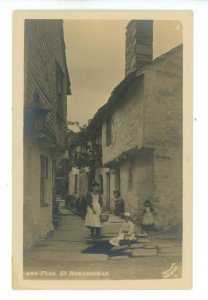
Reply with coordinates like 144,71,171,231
24,199,182,280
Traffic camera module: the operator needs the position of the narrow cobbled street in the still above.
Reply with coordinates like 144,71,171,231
24,201,182,280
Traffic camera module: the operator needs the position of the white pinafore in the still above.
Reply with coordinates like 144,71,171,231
85,193,101,228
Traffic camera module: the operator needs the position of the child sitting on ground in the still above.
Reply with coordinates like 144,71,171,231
109,212,136,247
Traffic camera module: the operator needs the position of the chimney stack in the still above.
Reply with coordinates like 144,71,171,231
125,20,153,76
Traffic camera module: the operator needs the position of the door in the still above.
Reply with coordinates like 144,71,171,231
106,172,110,210
114,168,120,192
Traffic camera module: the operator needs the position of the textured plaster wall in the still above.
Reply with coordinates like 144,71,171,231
119,152,154,222
24,142,54,249
102,78,144,165
101,46,182,227
153,150,182,227
143,46,183,226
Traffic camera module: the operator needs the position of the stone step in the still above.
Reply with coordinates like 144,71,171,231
158,247,182,253
129,243,146,249
136,234,149,239
111,245,129,252
158,252,182,257
137,238,150,243
144,244,158,249
122,249,133,256
132,248,158,257
157,243,181,248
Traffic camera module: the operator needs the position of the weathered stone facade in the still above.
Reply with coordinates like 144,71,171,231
24,20,70,249
142,46,182,226
67,20,182,230
102,76,144,166
101,45,182,227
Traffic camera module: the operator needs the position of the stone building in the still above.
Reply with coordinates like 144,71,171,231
23,20,71,249
88,20,182,228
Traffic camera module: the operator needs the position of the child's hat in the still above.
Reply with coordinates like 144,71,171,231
124,212,131,217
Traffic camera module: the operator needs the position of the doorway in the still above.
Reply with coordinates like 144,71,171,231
114,168,120,193
106,172,110,210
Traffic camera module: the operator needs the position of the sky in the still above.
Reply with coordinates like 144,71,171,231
64,20,182,127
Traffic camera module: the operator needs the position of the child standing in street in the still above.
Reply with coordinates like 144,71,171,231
141,199,155,237
85,181,103,240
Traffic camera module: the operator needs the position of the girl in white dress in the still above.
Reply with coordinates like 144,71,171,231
85,182,103,239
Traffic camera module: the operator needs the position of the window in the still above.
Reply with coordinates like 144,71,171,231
106,115,112,146
55,61,64,118
40,155,48,206
96,131,102,145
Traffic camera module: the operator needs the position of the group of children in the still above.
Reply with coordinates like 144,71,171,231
85,181,156,244
109,199,155,246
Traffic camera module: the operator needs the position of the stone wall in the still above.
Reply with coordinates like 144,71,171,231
101,45,182,227
143,45,183,226
153,149,182,227
119,151,154,222
102,77,144,166
143,45,182,150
